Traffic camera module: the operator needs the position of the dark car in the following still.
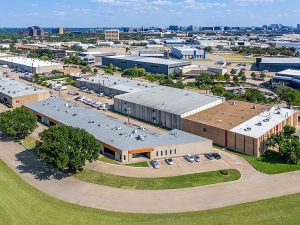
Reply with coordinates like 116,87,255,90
204,153,214,160
212,153,221,160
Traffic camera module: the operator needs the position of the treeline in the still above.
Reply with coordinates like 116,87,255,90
232,46,296,56
27,49,54,60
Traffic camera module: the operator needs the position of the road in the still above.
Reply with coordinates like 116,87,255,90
1,138,300,213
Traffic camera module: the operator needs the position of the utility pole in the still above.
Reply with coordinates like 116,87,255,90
127,107,131,124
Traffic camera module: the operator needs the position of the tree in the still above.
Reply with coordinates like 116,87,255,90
230,69,237,76
268,126,300,164
93,68,98,73
276,87,300,108
251,72,256,79
260,72,266,80
122,68,146,78
0,108,38,139
243,88,267,103
195,73,214,85
211,84,225,96
214,73,225,82
224,73,231,82
241,74,247,82
233,75,239,83
37,125,102,172
204,46,212,53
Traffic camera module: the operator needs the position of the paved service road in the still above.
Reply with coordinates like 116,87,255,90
1,139,300,213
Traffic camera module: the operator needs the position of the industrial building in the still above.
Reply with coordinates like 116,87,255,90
0,57,63,74
180,101,298,157
171,46,206,59
75,75,157,97
114,86,224,129
271,69,300,88
0,76,49,107
256,57,300,72
24,98,212,163
105,29,120,42
102,55,191,74
78,52,116,65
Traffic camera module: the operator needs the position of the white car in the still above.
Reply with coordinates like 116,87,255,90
165,158,174,165
150,160,160,169
185,154,195,163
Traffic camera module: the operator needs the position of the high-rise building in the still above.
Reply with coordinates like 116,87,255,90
19,26,44,37
169,25,179,31
104,29,120,42
297,24,300,31
52,27,65,35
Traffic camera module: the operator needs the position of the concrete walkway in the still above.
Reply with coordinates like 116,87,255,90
1,139,300,213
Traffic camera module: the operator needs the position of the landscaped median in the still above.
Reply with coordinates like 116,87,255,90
1,159,300,225
74,169,241,190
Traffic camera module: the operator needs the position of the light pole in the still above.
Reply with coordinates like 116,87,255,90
126,107,131,124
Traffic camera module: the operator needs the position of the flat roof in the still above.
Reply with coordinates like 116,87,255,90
230,106,295,138
184,101,268,130
25,98,208,151
259,57,300,64
276,69,300,76
0,76,48,97
77,75,157,93
0,57,60,67
104,55,190,66
115,86,224,116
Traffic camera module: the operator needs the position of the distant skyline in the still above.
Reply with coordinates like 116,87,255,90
0,0,299,28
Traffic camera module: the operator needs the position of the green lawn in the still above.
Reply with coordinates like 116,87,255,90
99,155,149,167
125,161,149,167
242,151,300,174
75,169,240,190
215,145,300,174
1,160,300,225
99,155,119,165
21,136,36,149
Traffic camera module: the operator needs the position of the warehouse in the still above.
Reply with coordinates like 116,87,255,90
114,86,224,129
171,46,206,59
102,55,191,74
0,56,63,74
180,101,298,157
0,76,49,107
75,75,157,97
78,51,116,66
271,69,300,88
24,98,212,163
256,57,300,72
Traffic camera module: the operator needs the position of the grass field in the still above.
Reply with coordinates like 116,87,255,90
125,161,149,167
75,169,240,190
214,145,300,174
1,160,300,225
21,136,36,149
99,155,149,167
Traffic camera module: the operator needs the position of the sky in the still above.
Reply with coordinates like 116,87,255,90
0,0,299,28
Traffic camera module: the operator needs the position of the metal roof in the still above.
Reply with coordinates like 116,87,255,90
77,75,157,93
25,98,208,151
276,69,300,77
260,57,300,64
230,106,295,138
0,57,60,67
115,86,224,116
0,76,47,97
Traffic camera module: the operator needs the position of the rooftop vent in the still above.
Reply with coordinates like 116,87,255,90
244,127,251,132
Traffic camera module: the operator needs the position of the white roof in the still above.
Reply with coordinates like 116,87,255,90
230,107,295,138
0,57,60,68
276,69,300,77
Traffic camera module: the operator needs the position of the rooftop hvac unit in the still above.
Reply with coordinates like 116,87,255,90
244,127,251,132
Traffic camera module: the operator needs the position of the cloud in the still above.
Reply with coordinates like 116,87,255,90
233,0,275,5
52,11,66,16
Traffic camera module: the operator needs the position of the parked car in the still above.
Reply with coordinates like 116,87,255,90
150,160,160,169
194,154,201,162
212,153,221,160
204,153,214,160
165,158,174,165
185,154,195,163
